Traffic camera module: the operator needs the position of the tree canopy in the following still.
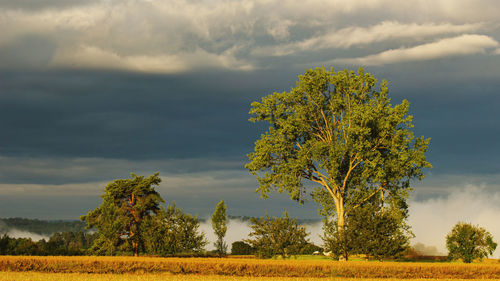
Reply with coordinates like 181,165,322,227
246,67,431,259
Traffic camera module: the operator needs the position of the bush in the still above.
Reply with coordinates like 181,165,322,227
231,241,254,255
245,211,309,258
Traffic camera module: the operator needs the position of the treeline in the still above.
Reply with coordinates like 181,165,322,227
0,231,96,256
0,218,86,235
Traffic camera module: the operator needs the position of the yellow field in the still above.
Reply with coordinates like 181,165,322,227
2,272,500,281
1,256,499,279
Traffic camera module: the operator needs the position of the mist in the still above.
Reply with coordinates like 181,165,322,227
0,229,49,241
409,185,500,258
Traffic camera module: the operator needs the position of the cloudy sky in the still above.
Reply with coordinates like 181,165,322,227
1,0,500,255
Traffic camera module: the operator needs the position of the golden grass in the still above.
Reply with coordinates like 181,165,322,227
1,256,499,279
2,272,500,281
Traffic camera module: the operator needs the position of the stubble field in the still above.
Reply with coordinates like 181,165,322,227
1,256,499,280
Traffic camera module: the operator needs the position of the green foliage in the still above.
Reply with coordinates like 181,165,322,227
0,235,42,255
211,199,228,256
446,222,497,263
246,67,430,260
142,202,207,256
230,241,255,255
0,231,97,256
323,194,412,260
245,211,309,258
44,231,97,255
81,173,164,256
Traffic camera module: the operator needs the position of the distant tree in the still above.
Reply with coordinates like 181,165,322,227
81,173,164,256
446,222,497,263
231,241,255,255
245,211,309,258
323,194,412,260
0,234,9,254
246,67,431,259
142,202,207,256
211,199,228,256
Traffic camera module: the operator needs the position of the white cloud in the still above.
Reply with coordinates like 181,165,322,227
493,48,500,55
253,21,483,56
333,34,499,66
50,45,254,73
1,0,499,73
409,185,500,258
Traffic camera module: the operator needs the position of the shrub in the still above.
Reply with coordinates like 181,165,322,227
231,241,254,255
245,210,309,258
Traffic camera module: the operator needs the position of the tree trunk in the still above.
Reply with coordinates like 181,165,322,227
133,241,138,257
335,196,348,261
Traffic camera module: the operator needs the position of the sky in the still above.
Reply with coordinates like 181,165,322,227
1,0,500,256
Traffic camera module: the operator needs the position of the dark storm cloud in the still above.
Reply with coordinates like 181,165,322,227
1,64,499,182
0,69,279,161
369,58,500,175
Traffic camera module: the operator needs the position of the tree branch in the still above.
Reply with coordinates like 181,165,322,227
345,185,386,216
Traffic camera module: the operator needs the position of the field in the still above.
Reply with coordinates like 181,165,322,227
3,272,500,281
1,256,499,280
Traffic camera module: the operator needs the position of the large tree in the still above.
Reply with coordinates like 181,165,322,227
81,173,164,256
246,67,431,259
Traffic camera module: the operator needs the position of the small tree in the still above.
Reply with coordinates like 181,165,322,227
245,211,309,258
446,222,497,263
81,173,164,256
211,199,228,256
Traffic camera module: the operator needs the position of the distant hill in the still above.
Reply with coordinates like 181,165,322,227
0,217,87,235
